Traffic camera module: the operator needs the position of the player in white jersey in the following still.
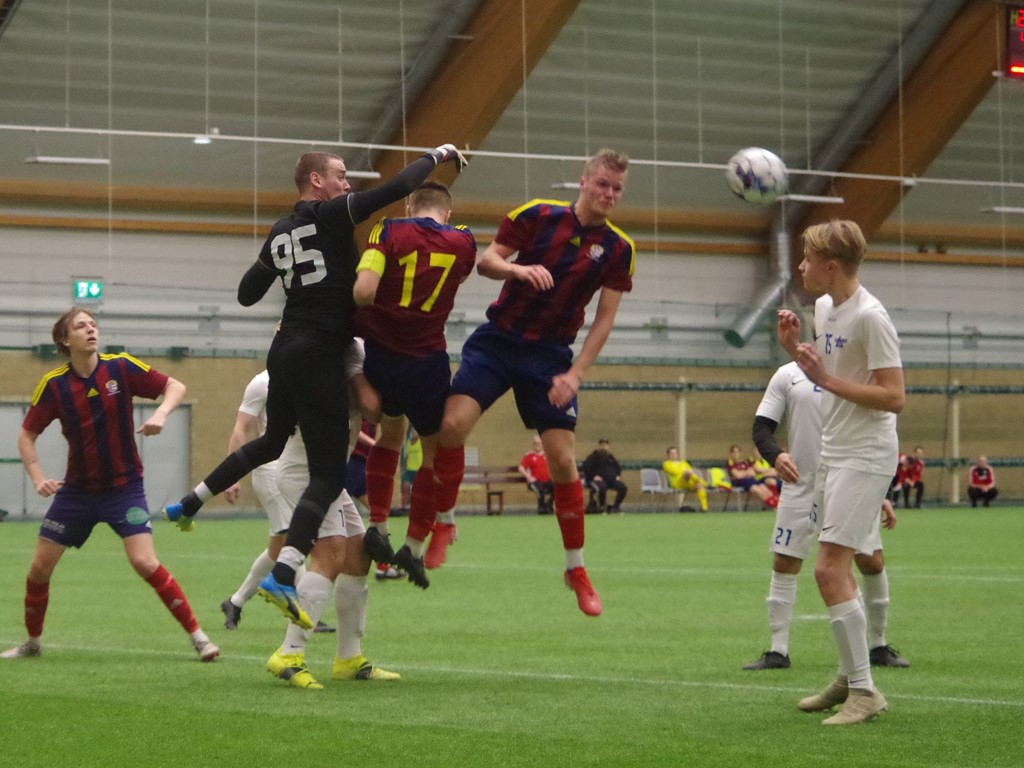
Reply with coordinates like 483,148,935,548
265,422,399,688
219,371,336,632
777,219,905,726
256,337,398,688
743,361,909,671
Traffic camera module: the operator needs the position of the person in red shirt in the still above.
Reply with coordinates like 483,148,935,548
518,435,554,514
2,308,218,662
967,455,998,507
894,446,925,508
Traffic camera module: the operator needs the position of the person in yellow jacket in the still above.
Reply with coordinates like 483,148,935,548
662,446,708,512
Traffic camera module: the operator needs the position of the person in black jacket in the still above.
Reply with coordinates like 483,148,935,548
581,438,627,513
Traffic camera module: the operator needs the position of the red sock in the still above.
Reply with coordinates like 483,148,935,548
433,445,465,513
366,445,400,525
554,481,585,550
25,579,49,638
146,565,199,634
407,467,437,542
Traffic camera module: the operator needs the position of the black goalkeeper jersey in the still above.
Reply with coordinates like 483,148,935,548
237,154,439,337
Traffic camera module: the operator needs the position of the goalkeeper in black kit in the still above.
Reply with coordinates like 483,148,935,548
164,144,468,628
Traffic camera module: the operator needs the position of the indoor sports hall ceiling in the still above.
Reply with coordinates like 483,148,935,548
1,0,1023,258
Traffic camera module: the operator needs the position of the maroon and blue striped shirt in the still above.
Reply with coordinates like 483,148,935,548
23,353,168,491
486,199,635,344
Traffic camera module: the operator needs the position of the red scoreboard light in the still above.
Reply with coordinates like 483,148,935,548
1008,7,1024,78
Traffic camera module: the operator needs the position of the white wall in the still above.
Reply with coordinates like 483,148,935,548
2,227,1022,366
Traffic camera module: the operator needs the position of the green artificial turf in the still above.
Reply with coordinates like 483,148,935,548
1,506,1021,767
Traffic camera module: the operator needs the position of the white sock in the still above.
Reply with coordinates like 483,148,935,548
859,571,890,649
276,546,306,573
372,520,388,536
828,597,873,691
194,482,214,502
190,629,210,644
280,571,332,655
766,571,798,656
435,509,455,525
232,550,274,605
565,548,584,570
406,537,426,558
334,574,368,660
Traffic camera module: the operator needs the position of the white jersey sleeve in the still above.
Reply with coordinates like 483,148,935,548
237,370,270,436
756,363,794,424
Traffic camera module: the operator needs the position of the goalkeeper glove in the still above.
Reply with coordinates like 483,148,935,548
427,143,469,173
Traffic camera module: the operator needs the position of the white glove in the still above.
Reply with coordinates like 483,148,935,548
428,143,469,173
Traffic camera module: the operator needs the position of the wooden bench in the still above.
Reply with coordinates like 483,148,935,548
461,464,525,515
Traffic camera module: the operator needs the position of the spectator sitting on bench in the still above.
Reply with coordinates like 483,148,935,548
727,444,778,509
753,446,782,495
582,438,627,513
662,446,708,512
518,435,554,514
967,454,998,508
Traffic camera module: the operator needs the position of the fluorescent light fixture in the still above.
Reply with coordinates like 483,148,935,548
193,127,220,145
347,170,381,180
25,155,110,166
550,181,579,190
780,193,844,204
981,206,1024,214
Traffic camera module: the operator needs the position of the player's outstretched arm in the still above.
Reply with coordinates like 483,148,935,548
347,145,466,225
549,288,622,408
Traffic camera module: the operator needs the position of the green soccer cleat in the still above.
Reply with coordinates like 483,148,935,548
267,649,323,690
331,653,400,681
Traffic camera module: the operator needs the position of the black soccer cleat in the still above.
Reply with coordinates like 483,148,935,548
392,545,429,590
742,650,791,670
869,644,910,668
220,598,242,630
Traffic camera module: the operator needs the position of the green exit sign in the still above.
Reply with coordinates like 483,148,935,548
73,278,104,302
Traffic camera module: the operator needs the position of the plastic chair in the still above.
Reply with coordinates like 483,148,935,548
640,468,674,511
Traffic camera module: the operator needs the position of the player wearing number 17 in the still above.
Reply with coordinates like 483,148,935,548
353,181,477,588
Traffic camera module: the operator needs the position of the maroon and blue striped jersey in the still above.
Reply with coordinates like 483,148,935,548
23,353,168,491
355,216,477,355
486,199,634,344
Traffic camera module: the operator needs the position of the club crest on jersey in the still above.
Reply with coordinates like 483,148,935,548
587,244,604,261
105,379,120,396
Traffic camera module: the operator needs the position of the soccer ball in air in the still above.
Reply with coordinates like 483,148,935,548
725,147,788,204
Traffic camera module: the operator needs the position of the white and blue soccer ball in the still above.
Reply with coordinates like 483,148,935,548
725,147,788,204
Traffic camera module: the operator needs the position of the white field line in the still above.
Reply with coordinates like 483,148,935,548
2,640,1021,710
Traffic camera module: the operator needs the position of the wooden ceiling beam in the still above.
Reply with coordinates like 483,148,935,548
798,1,1001,238
353,0,582,243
